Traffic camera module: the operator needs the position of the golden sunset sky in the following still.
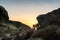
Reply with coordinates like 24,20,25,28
0,0,60,28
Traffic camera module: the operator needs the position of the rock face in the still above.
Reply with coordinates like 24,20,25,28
37,8,60,28
35,8,60,40
0,6,9,23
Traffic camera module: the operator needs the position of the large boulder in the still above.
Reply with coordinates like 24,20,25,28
35,8,60,40
0,6,9,23
36,8,60,28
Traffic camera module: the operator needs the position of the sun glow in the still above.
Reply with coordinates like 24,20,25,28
9,16,38,28
20,19,38,28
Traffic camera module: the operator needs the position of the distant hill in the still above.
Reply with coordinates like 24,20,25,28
9,20,31,33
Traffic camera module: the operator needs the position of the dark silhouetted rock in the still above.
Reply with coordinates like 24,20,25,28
35,8,60,40
36,8,60,28
0,6,9,23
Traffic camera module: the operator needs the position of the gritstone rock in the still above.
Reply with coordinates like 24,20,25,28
0,6,9,23
36,8,60,28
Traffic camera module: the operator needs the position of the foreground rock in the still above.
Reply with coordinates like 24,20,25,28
0,6,9,23
34,8,60,40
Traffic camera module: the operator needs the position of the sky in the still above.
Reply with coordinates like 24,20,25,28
0,0,60,28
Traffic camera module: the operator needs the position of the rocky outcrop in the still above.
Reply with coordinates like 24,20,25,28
0,6,31,40
37,8,60,28
0,6,9,23
35,8,60,40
